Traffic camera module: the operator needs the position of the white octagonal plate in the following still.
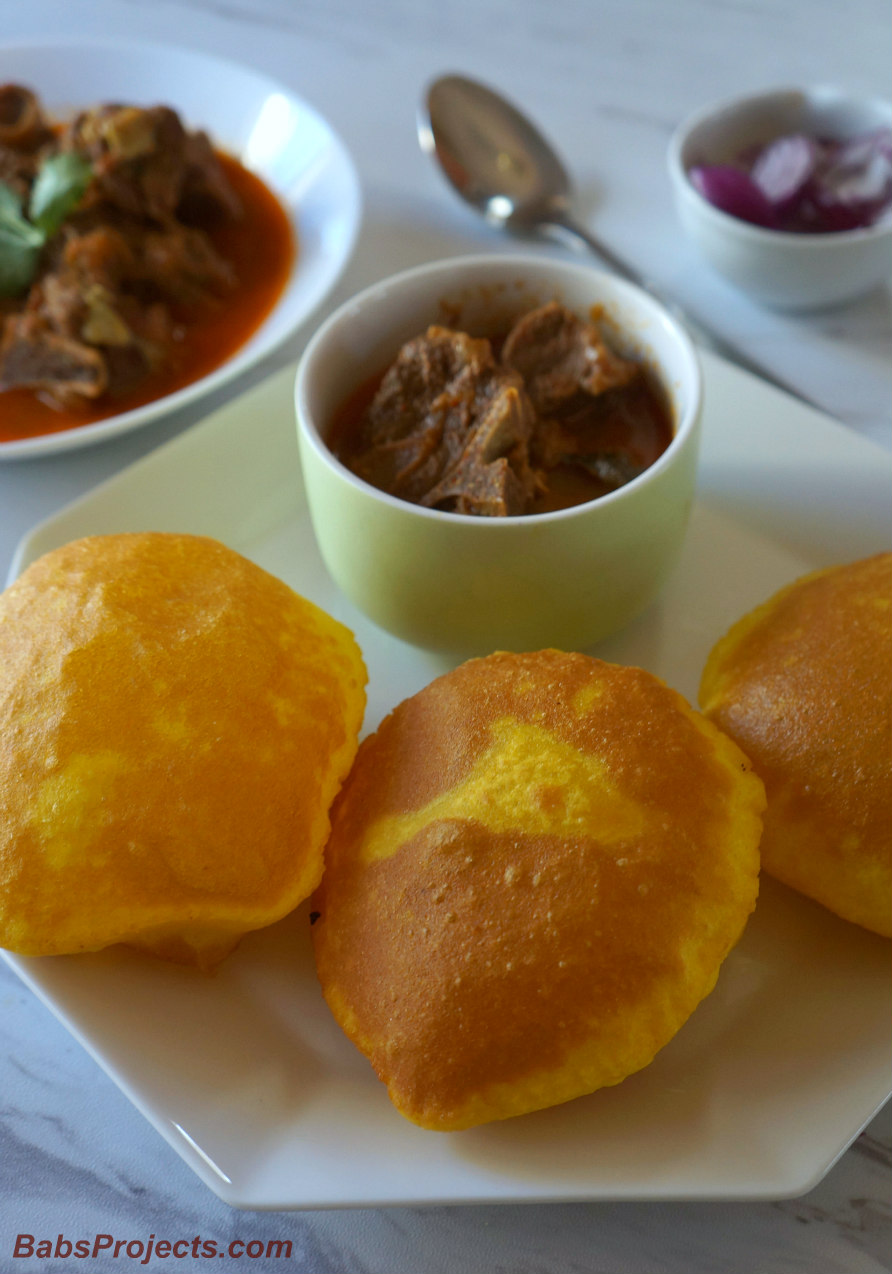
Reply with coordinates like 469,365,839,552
3,350,890,1208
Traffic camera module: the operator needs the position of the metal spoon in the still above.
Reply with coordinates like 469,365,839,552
418,73,820,407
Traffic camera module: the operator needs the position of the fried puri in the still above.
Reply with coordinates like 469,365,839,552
699,553,892,938
312,649,764,1131
0,532,366,967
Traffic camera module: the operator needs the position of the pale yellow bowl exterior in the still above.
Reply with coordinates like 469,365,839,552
296,255,702,655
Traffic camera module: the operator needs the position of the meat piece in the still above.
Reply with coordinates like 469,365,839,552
62,105,190,221
62,224,138,290
0,85,47,200
32,271,89,340
501,301,639,414
363,326,494,443
60,104,242,227
34,228,137,340
421,443,539,517
521,369,655,496
139,224,236,302
59,215,232,312
29,215,225,362
0,312,107,406
420,381,542,516
179,130,243,223
351,326,540,515
0,84,53,152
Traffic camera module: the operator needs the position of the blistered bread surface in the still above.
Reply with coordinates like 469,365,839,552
700,552,892,937
312,649,764,1130
0,532,366,966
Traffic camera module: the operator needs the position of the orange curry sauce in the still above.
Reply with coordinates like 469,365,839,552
0,154,295,443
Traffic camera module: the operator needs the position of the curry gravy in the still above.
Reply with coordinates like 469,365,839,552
0,154,295,443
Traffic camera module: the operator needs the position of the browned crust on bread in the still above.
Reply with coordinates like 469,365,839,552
700,553,892,937
313,650,764,1129
0,532,367,965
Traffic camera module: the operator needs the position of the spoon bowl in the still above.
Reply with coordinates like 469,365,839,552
419,74,573,230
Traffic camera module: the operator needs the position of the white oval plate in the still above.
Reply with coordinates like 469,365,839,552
0,39,362,461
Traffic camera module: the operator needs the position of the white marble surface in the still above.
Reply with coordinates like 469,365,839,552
1,0,890,1269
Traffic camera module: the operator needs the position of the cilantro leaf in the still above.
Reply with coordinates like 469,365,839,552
0,183,25,221
0,185,44,297
0,152,92,297
0,231,43,297
29,152,92,237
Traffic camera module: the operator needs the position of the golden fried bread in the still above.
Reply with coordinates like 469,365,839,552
699,552,892,938
312,649,764,1130
0,532,366,967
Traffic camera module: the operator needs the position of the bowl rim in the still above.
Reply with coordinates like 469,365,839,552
667,83,892,246
295,252,702,529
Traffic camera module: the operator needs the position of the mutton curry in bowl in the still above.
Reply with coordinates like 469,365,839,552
295,253,702,655
0,40,361,459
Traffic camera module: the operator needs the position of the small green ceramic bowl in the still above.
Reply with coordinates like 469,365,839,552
295,254,702,655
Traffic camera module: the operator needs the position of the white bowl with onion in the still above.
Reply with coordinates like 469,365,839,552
668,86,892,310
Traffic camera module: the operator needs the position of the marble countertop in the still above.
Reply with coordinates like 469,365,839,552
1,0,890,1270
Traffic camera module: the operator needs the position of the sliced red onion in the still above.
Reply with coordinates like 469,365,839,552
689,125,892,233
688,163,779,227
750,134,818,212
811,131,892,229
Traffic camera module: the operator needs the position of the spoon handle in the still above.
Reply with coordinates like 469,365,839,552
542,213,825,412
